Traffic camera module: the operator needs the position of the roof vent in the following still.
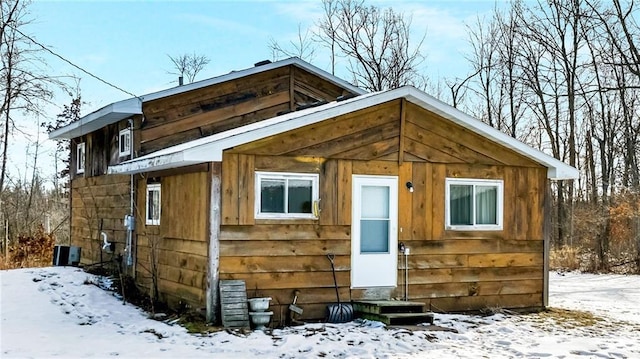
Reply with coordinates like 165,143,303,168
254,60,272,67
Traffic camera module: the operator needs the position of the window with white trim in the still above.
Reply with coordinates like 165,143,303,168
146,183,161,225
255,172,319,219
76,142,85,174
445,178,503,230
119,128,131,157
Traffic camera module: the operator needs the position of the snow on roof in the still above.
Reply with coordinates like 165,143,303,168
108,86,578,180
48,57,366,140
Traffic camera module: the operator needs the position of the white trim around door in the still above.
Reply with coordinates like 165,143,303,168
351,175,398,288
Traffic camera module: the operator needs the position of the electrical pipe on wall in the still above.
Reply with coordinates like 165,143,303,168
125,118,135,266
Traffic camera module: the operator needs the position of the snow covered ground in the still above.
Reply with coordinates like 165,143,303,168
1,268,639,358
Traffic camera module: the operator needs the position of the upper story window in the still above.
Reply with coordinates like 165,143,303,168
255,172,319,219
119,128,131,157
146,183,161,226
445,178,503,231
76,142,86,174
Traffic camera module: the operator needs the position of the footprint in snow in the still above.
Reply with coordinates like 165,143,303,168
527,352,552,357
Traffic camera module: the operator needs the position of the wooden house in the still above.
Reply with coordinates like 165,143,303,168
50,58,578,323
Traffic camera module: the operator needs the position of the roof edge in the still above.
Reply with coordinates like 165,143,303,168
49,58,365,140
109,86,578,180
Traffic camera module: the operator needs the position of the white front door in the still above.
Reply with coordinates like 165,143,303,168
351,175,398,288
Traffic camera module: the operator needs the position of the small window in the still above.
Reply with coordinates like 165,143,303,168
445,178,503,230
119,128,131,157
146,183,161,226
255,172,319,219
76,142,85,174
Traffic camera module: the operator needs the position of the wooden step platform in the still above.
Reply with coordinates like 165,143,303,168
353,300,434,325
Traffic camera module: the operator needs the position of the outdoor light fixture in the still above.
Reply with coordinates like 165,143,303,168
406,181,414,193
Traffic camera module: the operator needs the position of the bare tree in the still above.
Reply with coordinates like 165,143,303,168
167,52,210,84
269,24,316,62
316,0,426,91
1,0,56,198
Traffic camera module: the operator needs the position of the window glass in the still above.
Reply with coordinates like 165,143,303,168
256,172,318,219
261,179,285,213
76,142,85,174
146,184,161,225
119,129,131,157
450,184,473,225
476,185,497,225
360,219,389,253
361,186,389,218
446,179,502,230
287,179,312,213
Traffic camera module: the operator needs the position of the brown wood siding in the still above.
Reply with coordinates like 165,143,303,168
220,126,548,320
70,118,137,180
231,101,541,168
70,174,131,265
139,66,359,155
220,101,546,321
135,170,210,311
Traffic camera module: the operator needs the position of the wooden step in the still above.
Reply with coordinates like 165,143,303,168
353,300,434,326
358,312,435,326
353,300,425,314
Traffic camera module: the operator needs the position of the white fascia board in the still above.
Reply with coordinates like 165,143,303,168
107,151,201,174
49,98,141,140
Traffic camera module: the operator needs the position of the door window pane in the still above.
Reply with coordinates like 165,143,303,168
360,219,389,253
361,186,389,218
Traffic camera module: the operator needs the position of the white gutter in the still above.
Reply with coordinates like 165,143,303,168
48,98,142,140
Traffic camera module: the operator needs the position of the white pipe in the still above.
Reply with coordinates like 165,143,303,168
101,232,111,251
404,248,409,301
126,118,135,266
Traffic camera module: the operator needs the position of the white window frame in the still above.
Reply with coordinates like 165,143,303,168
445,178,503,231
76,142,85,174
146,183,161,226
119,128,131,157
255,171,319,219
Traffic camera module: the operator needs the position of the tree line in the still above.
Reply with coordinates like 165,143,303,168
273,0,640,272
1,0,639,272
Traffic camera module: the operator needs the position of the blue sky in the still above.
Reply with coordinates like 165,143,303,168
15,0,503,183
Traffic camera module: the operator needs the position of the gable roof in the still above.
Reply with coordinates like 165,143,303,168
48,57,366,140
108,86,578,180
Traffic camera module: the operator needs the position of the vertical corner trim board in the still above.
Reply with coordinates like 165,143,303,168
219,280,250,329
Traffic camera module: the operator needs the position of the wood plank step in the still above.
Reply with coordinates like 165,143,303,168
353,300,426,314
358,312,435,326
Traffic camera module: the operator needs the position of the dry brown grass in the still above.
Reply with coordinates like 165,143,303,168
0,225,55,270
549,246,581,271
